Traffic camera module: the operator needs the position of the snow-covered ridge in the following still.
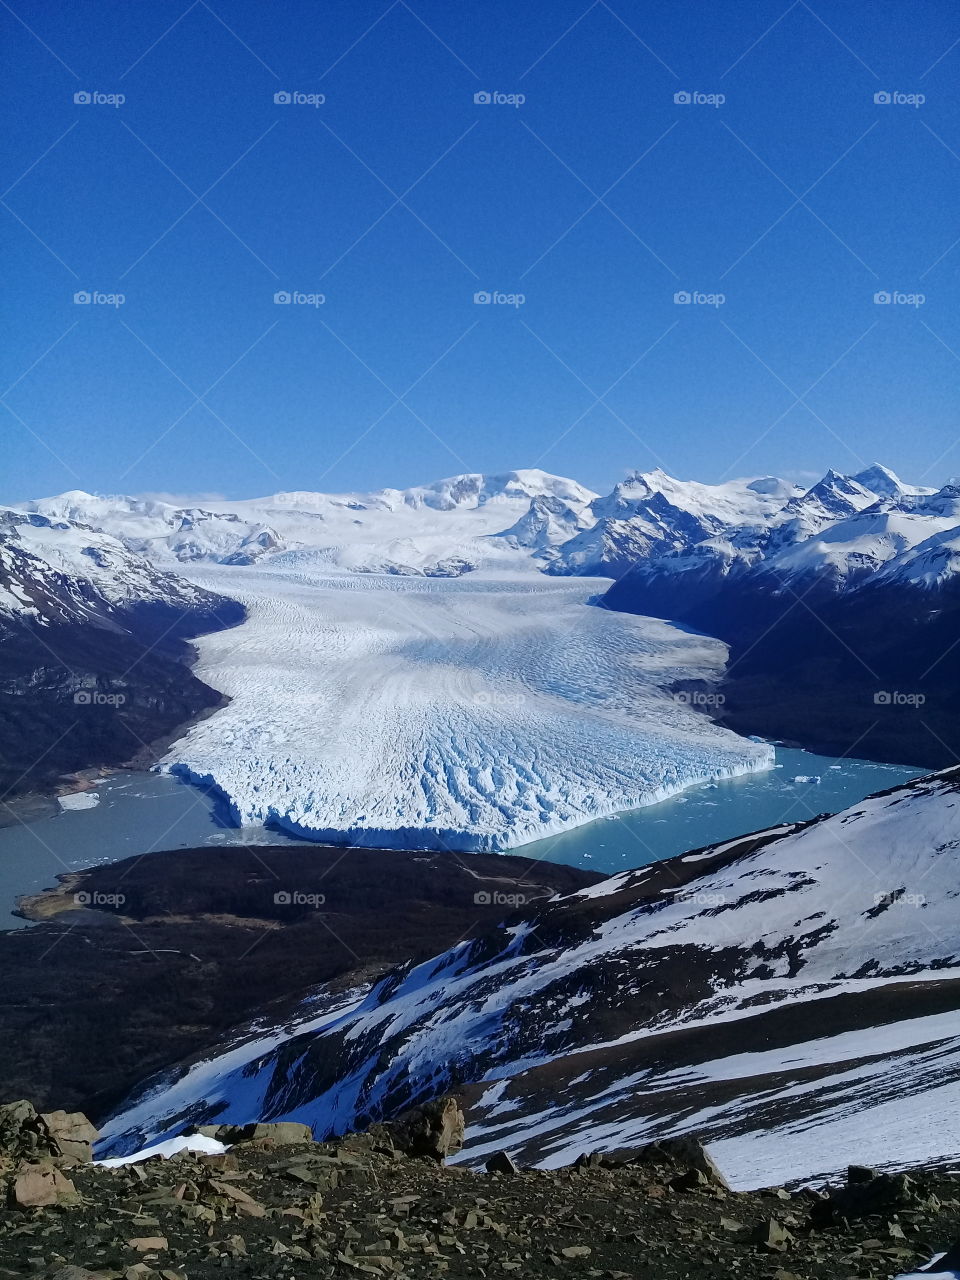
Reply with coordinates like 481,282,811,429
99,768,960,1189
0,507,223,627
24,471,598,577
593,464,960,600
23,462,959,594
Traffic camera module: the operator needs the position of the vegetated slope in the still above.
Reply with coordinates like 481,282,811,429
0,509,244,797
99,768,960,1191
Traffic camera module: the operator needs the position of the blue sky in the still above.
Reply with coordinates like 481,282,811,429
2,0,959,501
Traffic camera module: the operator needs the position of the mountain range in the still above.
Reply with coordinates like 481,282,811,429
19,463,957,592
4,461,957,803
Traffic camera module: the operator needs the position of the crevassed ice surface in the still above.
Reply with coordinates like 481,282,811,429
164,565,773,851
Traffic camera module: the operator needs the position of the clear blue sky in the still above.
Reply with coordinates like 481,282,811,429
2,0,959,502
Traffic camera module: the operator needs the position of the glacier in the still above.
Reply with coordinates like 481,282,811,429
162,564,773,851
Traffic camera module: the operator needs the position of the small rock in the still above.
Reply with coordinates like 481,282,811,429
720,1217,745,1233
756,1217,794,1252
127,1238,168,1253
485,1151,519,1177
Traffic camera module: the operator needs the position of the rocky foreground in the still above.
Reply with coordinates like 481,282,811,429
0,1100,957,1280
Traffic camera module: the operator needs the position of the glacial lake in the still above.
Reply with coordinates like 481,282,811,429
0,749,921,929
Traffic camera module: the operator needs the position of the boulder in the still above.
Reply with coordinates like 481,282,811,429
198,1121,314,1147
652,1136,730,1189
606,1135,731,1190
485,1150,519,1176
39,1110,99,1163
811,1167,923,1224
383,1096,465,1163
0,1099,98,1167
10,1160,78,1208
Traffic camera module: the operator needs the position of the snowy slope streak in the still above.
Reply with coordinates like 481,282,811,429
164,566,771,849
100,769,960,1188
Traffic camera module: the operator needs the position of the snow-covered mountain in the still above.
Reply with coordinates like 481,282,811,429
545,468,802,577
594,464,953,601
597,464,960,770
99,767,960,1190
0,507,243,798
0,508,225,627
24,463,960,601
25,471,598,577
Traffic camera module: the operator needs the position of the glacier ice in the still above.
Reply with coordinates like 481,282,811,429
162,565,773,851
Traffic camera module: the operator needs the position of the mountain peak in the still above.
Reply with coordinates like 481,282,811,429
852,463,907,495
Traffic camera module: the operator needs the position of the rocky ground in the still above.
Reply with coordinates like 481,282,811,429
0,1100,957,1280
